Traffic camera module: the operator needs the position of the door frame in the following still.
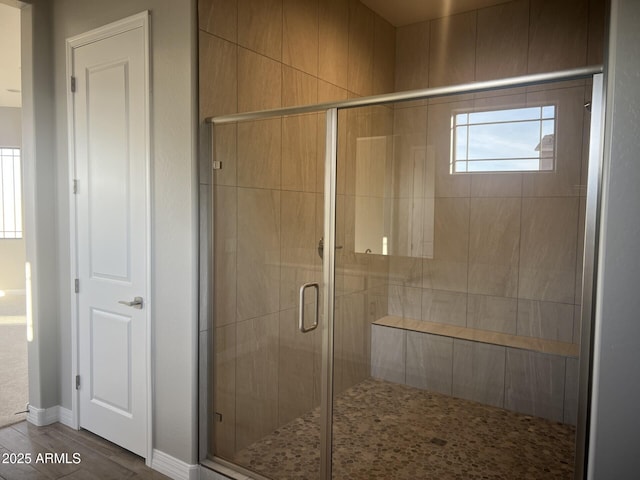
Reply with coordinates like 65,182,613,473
65,11,152,463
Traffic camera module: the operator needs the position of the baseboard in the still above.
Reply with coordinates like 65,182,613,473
151,449,200,480
57,407,74,427
27,405,74,428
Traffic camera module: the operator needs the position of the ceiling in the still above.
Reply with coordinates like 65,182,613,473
360,0,512,26
0,2,21,108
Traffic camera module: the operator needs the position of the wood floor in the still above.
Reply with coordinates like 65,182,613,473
0,421,169,479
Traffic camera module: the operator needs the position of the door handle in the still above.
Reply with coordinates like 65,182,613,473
298,283,319,333
118,296,144,309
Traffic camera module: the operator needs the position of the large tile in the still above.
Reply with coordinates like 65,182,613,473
452,339,506,408
283,0,319,76
213,186,237,326
373,15,395,95
519,197,579,303
476,0,529,81
282,66,318,108
371,324,406,384
237,48,281,113
423,197,469,292
318,80,348,103
237,0,282,61
388,285,422,319
236,188,281,321
528,0,588,73
517,299,574,343
199,0,237,42
564,356,579,425
421,289,467,327
429,11,477,88
199,32,237,118
347,0,375,96
395,21,430,91
318,0,349,89
212,123,237,187
366,284,389,323
392,105,428,199
237,118,281,189
235,313,279,451
282,114,317,192
213,324,236,458
587,0,606,65
406,331,453,395
522,86,585,197
280,191,318,310
390,199,424,259
468,198,521,298
573,305,582,345
278,307,318,426
467,294,517,335
388,255,423,288
338,292,371,391
505,349,566,423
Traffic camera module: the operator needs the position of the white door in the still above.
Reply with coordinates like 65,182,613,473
69,13,149,458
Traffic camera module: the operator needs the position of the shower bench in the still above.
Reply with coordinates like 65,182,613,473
370,315,579,425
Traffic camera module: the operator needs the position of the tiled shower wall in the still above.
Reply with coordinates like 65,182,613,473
200,0,606,458
199,0,395,457
387,0,605,345
377,0,604,427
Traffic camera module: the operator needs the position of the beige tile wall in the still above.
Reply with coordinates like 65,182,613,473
387,82,590,346
395,0,605,88
387,0,603,349
200,0,395,456
202,0,605,455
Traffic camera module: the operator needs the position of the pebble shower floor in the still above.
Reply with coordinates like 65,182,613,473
234,378,575,479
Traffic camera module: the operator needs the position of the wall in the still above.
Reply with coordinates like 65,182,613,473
0,106,26,295
588,0,640,476
375,0,605,425
26,0,199,465
199,0,394,457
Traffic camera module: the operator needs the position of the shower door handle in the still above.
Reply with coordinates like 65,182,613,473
298,282,319,333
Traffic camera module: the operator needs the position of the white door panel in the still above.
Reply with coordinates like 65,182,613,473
70,14,149,458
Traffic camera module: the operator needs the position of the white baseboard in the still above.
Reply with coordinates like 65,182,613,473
27,405,74,428
151,449,200,480
57,406,74,427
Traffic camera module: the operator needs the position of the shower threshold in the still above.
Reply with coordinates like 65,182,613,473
231,378,575,480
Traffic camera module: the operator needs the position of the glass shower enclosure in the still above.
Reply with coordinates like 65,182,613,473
201,66,605,480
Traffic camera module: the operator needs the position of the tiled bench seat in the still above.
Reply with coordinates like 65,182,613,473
371,315,580,425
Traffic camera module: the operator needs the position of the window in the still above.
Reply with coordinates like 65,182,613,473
451,105,556,174
0,148,23,238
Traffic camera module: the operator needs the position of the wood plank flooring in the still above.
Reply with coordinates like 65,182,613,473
0,422,169,480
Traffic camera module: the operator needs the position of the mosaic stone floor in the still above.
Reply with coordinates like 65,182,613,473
234,378,576,480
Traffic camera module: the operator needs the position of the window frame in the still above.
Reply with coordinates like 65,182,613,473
450,104,558,175
0,146,23,239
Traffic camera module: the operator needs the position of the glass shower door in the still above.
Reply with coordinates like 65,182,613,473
209,112,326,479
329,80,593,479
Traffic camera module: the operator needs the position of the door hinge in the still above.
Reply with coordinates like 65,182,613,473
70,76,76,93
75,375,80,390
74,278,79,293
73,179,78,194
